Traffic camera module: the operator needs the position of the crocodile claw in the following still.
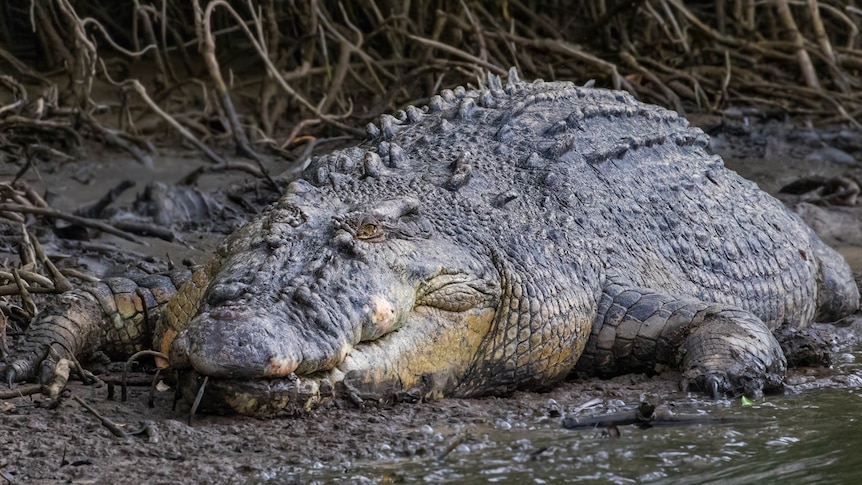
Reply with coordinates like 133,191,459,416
681,373,729,399
706,375,721,400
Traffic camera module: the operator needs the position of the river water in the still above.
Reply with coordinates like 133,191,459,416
305,349,862,484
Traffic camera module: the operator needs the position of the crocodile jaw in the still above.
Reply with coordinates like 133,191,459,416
174,303,498,416
176,370,331,416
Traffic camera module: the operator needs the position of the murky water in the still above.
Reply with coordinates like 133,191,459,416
292,351,862,484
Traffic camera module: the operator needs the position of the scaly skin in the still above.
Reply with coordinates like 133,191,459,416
3,69,858,415
3,271,190,383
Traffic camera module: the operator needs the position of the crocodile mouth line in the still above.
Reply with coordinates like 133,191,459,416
176,369,335,416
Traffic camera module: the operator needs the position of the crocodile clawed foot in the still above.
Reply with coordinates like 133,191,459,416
678,308,787,400
681,367,784,401
680,372,732,399
1,352,56,391
0,361,26,389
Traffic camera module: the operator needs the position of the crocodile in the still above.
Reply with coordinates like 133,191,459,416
3,69,858,415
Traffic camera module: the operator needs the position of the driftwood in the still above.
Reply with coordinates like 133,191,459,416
562,402,742,430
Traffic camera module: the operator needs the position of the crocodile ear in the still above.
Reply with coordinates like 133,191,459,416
284,179,323,205
373,197,431,239
370,197,420,220
286,178,319,196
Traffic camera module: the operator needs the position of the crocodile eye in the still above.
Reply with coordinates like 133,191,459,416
354,216,385,242
358,223,376,238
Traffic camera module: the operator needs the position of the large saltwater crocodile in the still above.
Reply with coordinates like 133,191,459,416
3,69,859,415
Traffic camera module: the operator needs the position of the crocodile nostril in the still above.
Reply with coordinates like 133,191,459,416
207,282,249,305
292,285,314,305
360,295,400,341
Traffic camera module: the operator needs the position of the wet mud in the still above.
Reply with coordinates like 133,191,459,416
3,117,862,484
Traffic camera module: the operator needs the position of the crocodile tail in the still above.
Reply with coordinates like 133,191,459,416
2,270,191,382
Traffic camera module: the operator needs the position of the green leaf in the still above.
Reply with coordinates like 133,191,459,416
741,395,755,407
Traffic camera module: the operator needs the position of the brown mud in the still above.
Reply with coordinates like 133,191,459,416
3,116,862,484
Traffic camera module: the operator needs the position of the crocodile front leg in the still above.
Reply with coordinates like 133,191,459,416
1,271,190,384
574,283,786,398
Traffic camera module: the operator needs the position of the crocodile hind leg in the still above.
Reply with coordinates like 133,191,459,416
574,284,787,399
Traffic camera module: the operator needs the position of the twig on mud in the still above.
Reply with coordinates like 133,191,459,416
0,283,57,297
0,270,53,290
0,383,42,399
18,225,36,269
30,231,73,293
112,221,176,242
0,204,145,245
18,183,49,209
72,395,129,438
122,350,168,402
51,345,95,387
562,402,657,429
0,310,7,360
74,180,136,219
174,162,266,186
81,115,154,167
280,119,321,150
113,76,228,166
0,211,25,225
135,420,159,443
0,116,83,147
11,269,36,316
147,369,163,408
188,375,209,425
59,268,100,284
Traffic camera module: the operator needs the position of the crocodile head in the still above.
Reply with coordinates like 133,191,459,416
162,179,501,415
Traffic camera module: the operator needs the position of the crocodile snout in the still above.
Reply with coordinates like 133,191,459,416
174,307,306,379
175,291,411,379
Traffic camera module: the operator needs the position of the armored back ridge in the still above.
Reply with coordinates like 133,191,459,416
4,69,858,415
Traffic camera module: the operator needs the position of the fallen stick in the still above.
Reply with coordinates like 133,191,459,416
0,383,42,399
563,402,656,429
562,402,741,429
72,394,129,438
0,204,145,245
